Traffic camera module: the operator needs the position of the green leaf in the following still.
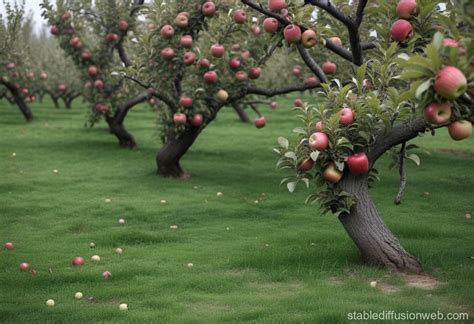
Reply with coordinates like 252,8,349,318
293,127,307,135
407,153,420,166
287,181,296,193
277,136,289,149
416,79,432,99
432,32,444,50
335,161,345,172
284,152,297,160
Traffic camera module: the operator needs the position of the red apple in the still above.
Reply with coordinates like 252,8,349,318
423,101,451,124
180,35,193,48
4,242,13,250
95,103,109,112
183,52,196,65
21,88,29,96
211,44,225,57
270,101,277,109
294,98,303,107
309,132,329,151
61,11,72,21
235,71,248,81
240,49,251,60
347,153,369,175
50,25,60,36
390,19,413,42
255,116,266,128
160,25,175,38
229,58,241,70
268,0,287,12
216,89,228,102
19,262,30,271
69,36,82,49
433,66,467,100
396,0,417,19
102,271,112,280
179,96,193,107
203,71,218,83
6,62,16,69
202,2,216,17
448,120,472,141
263,18,279,33
322,61,337,74
173,113,187,125
323,163,343,183
292,65,302,76
328,36,342,47
199,58,210,68
161,48,175,60
175,14,188,28
248,67,261,79
81,51,91,61
106,33,119,43
233,9,247,24
339,107,354,125
298,158,314,172
58,84,67,93
302,29,317,48
304,76,320,86
231,43,241,51
315,121,324,132
88,65,98,76
72,256,85,266
283,24,302,43
94,79,104,89
118,19,129,31
191,114,204,127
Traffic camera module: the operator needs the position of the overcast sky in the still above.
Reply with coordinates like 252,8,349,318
0,0,46,32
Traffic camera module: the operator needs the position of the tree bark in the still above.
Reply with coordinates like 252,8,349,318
338,173,422,273
156,127,201,179
1,81,33,121
231,101,250,123
105,116,137,149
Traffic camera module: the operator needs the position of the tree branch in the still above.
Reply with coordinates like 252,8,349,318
247,83,320,97
242,0,287,25
115,91,149,123
394,141,407,205
296,44,328,83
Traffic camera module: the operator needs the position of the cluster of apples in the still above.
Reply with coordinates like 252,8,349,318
390,0,417,42
2,63,43,103
297,105,369,183
424,63,471,140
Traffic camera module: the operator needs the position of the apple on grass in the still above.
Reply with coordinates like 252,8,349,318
323,163,343,183
346,153,369,175
390,19,413,42
423,102,451,124
255,116,266,128
339,108,354,125
75,292,83,300
19,262,30,271
72,256,85,266
308,132,329,151
4,242,14,250
102,271,112,280
433,66,467,100
448,120,472,141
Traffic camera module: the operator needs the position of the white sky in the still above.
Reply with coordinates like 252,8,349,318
0,0,46,33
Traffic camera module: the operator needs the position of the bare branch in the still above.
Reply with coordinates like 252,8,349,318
296,44,328,83
247,82,320,97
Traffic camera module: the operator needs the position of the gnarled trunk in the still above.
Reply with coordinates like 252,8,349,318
2,81,33,121
156,127,201,178
338,173,422,273
105,116,137,149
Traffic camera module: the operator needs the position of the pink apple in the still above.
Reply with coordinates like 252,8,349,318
191,114,204,126
235,71,248,81
203,71,218,83
315,121,323,132
175,14,188,28
72,256,85,266
283,24,302,43
270,101,277,109
81,51,91,61
448,120,472,141
339,107,354,125
347,153,369,175
309,132,329,151
255,116,266,128
292,65,302,76
328,36,342,47
298,158,314,172
19,262,30,271
248,67,262,79
58,84,67,93
263,18,279,33
94,79,104,89
233,9,247,24
180,35,193,48
433,66,467,100
396,0,417,19
240,49,251,60
423,101,451,124
88,65,98,76
183,52,196,65
231,43,241,51
304,76,320,86
21,88,29,96
322,61,337,74
106,33,119,43
302,29,317,48
268,0,287,12
118,19,129,31
294,98,303,107
179,96,193,107
50,25,60,36
390,19,413,42
323,163,343,183
229,58,241,70
202,2,216,17
211,44,225,57
199,58,210,68
160,25,175,38
6,62,16,69
69,36,82,49
161,48,175,60
4,242,13,250
102,271,112,280
61,11,72,21
173,113,187,125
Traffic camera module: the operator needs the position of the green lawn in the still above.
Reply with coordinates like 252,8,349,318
1,98,473,323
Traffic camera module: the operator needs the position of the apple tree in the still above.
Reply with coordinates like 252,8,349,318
0,1,34,121
121,0,319,178
41,0,150,148
246,0,473,272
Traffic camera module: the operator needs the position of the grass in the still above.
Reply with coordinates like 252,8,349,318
0,97,473,323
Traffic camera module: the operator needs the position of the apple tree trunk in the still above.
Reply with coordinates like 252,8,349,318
2,81,33,121
338,173,422,273
105,115,137,149
156,127,201,178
